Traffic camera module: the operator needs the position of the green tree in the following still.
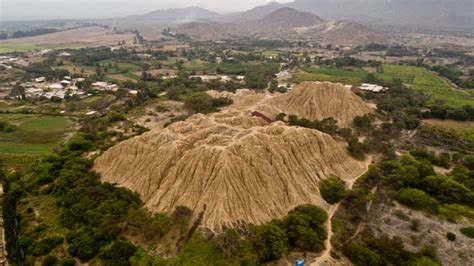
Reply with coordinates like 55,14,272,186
319,176,347,204
343,242,382,266
397,188,439,212
99,240,136,266
250,223,287,262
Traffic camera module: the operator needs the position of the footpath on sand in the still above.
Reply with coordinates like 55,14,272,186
310,155,372,266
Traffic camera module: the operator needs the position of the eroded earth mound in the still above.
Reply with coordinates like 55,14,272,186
258,81,373,127
94,81,371,230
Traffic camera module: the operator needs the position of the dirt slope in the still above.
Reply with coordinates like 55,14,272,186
94,82,371,230
258,82,373,127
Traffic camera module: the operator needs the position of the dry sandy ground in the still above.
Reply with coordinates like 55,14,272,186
366,202,474,266
0,26,135,48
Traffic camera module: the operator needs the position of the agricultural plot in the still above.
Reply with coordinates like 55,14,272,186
424,119,474,144
376,65,474,108
0,115,72,168
99,60,142,73
0,26,135,53
0,42,44,53
295,67,367,85
182,59,217,72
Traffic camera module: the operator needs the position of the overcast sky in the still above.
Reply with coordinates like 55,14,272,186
1,0,294,21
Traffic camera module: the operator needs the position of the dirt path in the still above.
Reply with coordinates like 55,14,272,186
310,156,372,266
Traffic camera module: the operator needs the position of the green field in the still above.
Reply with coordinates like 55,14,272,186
294,64,474,108
377,65,474,108
0,42,44,53
295,67,367,85
0,115,72,158
99,60,141,73
182,59,217,72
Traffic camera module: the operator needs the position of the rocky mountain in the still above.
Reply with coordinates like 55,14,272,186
94,82,372,230
253,7,324,32
125,6,220,23
248,0,474,33
222,2,285,22
297,20,387,45
177,8,385,45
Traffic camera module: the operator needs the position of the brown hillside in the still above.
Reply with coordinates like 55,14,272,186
258,81,373,127
94,111,366,230
94,82,372,230
298,20,387,45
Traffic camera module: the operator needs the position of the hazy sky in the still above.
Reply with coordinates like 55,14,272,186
1,0,294,21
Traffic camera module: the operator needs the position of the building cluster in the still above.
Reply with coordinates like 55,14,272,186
22,76,124,99
24,76,87,99
189,75,245,82
0,55,28,69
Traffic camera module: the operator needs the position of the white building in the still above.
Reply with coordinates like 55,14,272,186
92,82,119,92
35,77,46,83
359,83,388,93
49,83,64,90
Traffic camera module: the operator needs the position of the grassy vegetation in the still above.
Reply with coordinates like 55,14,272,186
99,60,141,73
0,115,72,159
376,65,474,108
182,59,216,72
424,120,474,145
51,65,95,76
295,67,368,85
261,50,285,57
0,42,44,53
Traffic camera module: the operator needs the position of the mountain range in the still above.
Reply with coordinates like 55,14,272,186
176,8,386,45
122,0,473,33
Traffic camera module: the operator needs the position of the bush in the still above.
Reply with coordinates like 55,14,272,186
99,240,136,266
154,212,172,236
353,115,374,131
411,219,420,231
398,188,439,212
319,176,347,204
60,258,76,266
347,138,367,160
217,228,241,257
446,232,456,241
250,223,287,262
29,236,64,256
343,242,382,266
42,255,58,266
67,227,111,261
459,227,474,238
184,92,232,114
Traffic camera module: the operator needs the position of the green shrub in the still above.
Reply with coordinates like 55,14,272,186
347,138,367,160
154,212,172,236
319,176,347,204
459,227,474,238
343,242,382,266
28,236,64,256
59,258,76,266
99,240,136,266
397,188,439,212
42,255,58,266
446,232,456,241
250,223,287,262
